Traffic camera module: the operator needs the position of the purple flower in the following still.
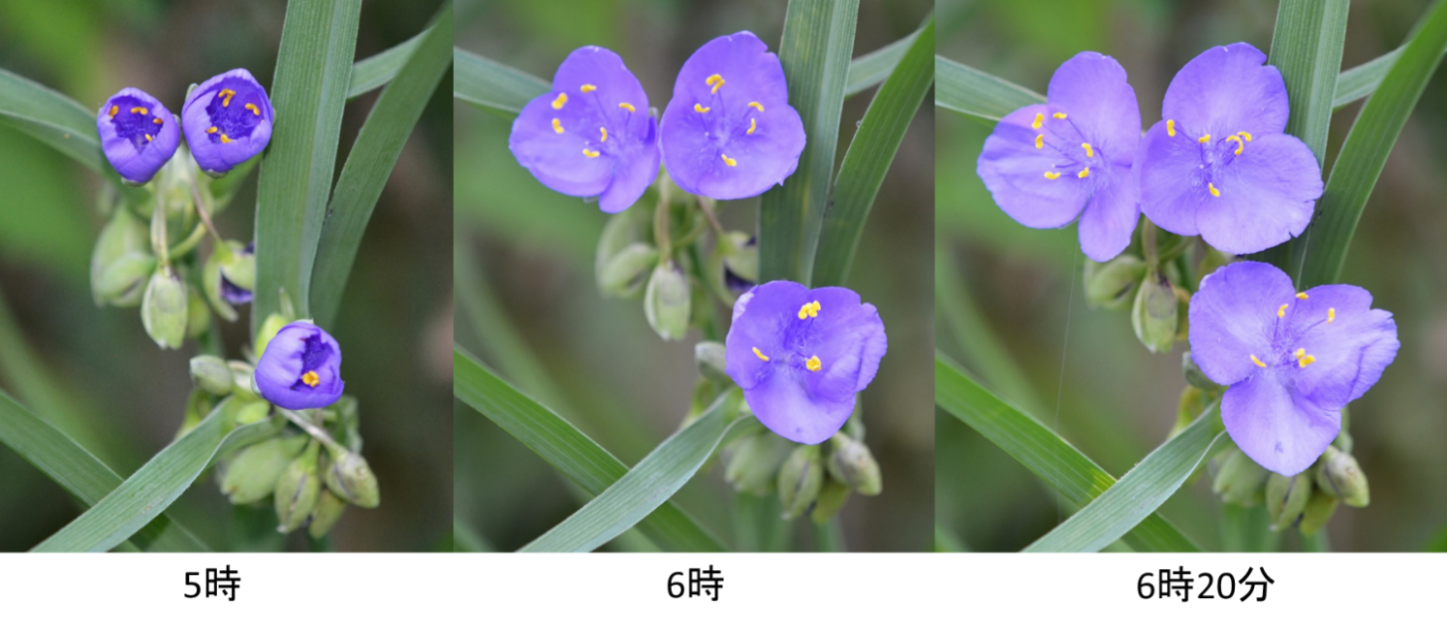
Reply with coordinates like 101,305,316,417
221,242,255,305
96,88,180,184
1136,44,1323,255
255,322,344,410
724,281,887,445
509,46,659,213
1189,262,1398,476
181,69,274,175
977,52,1141,262
659,31,806,200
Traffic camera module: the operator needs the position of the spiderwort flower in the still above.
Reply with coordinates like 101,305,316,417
1136,44,1323,255
97,88,180,184
254,321,344,410
181,69,274,175
659,31,806,200
510,46,659,213
1189,262,1399,476
977,52,1141,262
725,281,887,445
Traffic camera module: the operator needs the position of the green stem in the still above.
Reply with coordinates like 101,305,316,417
167,223,208,260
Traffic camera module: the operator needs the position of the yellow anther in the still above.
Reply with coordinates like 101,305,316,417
108,105,118,118
1296,292,1309,300
695,103,711,113
797,301,821,319
1077,167,1090,179
618,102,635,112
1044,171,1061,180
552,118,564,134
219,89,235,108
153,117,163,125
1251,354,1267,368
706,74,725,94
1166,119,1175,137
301,371,320,387
806,355,823,372
580,84,597,93
1032,113,1044,130
1198,134,1211,144
144,134,152,142
747,101,764,112
1227,134,1244,155
1209,182,1221,197
245,103,260,116
1238,131,1252,142
130,106,148,114
206,126,218,134
1298,354,1317,369
1327,308,1336,324
599,127,608,142
721,153,737,167
752,347,770,361
747,118,757,135
1081,142,1093,158
1053,112,1067,119
582,148,600,158
551,92,568,109
1034,134,1043,149
1295,348,1306,359
220,134,232,144
1278,303,1288,318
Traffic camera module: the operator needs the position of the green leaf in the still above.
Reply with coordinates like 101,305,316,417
758,0,859,285
310,4,453,328
934,55,1044,123
811,18,934,287
453,346,728,552
1334,42,1447,108
520,389,749,552
252,0,362,330
452,48,550,117
935,351,1202,552
1024,405,1227,552
347,29,427,99
0,67,110,177
0,389,209,551
31,397,276,552
1299,0,1447,288
843,25,921,98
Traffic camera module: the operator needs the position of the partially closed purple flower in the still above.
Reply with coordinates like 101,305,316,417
977,52,1141,262
1136,44,1323,255
659,31,806,200
181,69,274,176
97,88,180,184
510,46,659,213
724,281,887,445
1189,262,1398,476
255,322,344,410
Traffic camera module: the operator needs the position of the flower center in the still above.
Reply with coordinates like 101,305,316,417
1193,128,1254,198
691,72,768,168
1249,291,1335,369
553,82,638,160
301,371,320,387
204,83,265,145
106,96,164,150
1031,109,1098,181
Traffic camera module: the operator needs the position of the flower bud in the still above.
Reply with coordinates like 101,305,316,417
1297,488,1339,537
723,431,793,495
90,210,155,307
182,69,274,176
274,439,321,533
695,341,730,384
1182,351,1224,393
595,206,648,291
203,240,255,321
323,449,380,508
233,398,273,426
1315,445,1370,507
190,355,233,395
706,231,758,304
221,434,308,505
777,444,823,520
141,268,188,349
307,489,348,539
1212,446,1270,507
176,388,214,440
809,478,851,524
186,285,210,338
599,243,659,298
228,360,256,395
1172,386,1208,439
827,434,883,496
1131,271,1177,353
1265,471,1313,532
1084,255,1145,311
253,313,290,359
643,260,690,341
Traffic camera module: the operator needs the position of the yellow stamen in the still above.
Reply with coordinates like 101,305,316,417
1081,142,1093,158
219,134,231,144
108,105,118,118
580,84,596,93
219,89,234,108
1044,171,1061,180
747,118,757,135
1278,304,1288,318
618,102,635,112
1327,308,1336,324
1032,113,1044,130
552,118,564,134
1166,119,1175,137
721,153,737,167
797,301,821,319
144,134,152,142
599,127,608,142
301,371,320,387
551,92,568,109
1034,134,1043,149
130,106,148,114
1198,134,1211,144
1053,112,1067,119
245,103,260,116
806,355,822,372
694,103,710,113
752,347,770,361
747,101,764,112
206,126,218,134
153,117,163,125
1227,134,1244,155
1296,292,1309,300
1209,182,1221,197
1238,131,1252,142
706,74,725,94
582,148,600,158
1295,348,1306,359
1299,354,1317,369
1250,354,1266,368
1077,167,1090,179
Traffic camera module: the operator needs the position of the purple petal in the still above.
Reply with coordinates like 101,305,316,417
255,322,344,410
977,104,1093,229
725,281,810,390
96,88,180,184
1222,367,1340,476
1285,285,1399,408
1075,164,1138,262
182,69,274,174
1135,119,1206,237
598,117,660,212
1045,51,1141,161
220,276,253,305
800,287,887,402
743,365,857,445
1162,43,1289,139
1194,134,1321,255
1188,261,1296,386
659,31,806,199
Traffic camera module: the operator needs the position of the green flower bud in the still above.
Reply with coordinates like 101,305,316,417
827,433,883,496
1315,445,1370,507
185,285,210,338
1131,271,1177,354
706,231,758,305
1084,255,1146,311
253,313,290,359
643,260,690,341
227,360,256,395
202,240,252,322
221,434,308,505
307,489,348,539
1298,488,1339,537
695,341,730,383
141,268,188,349
599,243,659,298
332,395,362,453
724,431,793,495
1182,351,1224,393
777,444,823,520
234,398,273,426
1212,447,1270,507
176,388,214,440
810,478,852,525
323,449,380,508
1265,471,1313,532
90,209,154,307
190,355,233,395
274,439,322,533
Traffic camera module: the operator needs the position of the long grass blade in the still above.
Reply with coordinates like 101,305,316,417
452,48,550,117
844,25,921,98
934,55,1044,123
0,69,106,174
348,29,427,99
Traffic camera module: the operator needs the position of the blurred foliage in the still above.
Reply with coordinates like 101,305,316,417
0,0,453,551
456,0,933,551
937,0,1447,551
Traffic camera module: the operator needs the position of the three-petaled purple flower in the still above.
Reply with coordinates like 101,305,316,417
1136,44,1323,255
724,281,887,445
510,46,660,213
977,52,1141,262
255,322,345,410
97,88,180,184
181,69,274,176
660,31,806,200
1189,262,1398,476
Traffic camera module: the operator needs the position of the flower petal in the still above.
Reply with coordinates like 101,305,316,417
1287,285,1399,408
1188,261,1296,386
597,117,660,212
725,280,810,390
1075,164,1138,262
1162,43,1289,139
509,95,615,197
743,365,856,445
801,287,887,402
1222,367,1340,476
1195,134,1321,255
977,104,1093,229
1135,119,1206,237
1046,51,1141,161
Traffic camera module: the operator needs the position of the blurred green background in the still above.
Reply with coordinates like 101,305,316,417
936,0,1447,551
0,0,453,551
455,0,934,551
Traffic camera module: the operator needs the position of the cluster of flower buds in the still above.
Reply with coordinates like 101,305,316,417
1082,227,1205,355
1211,419,1369,537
